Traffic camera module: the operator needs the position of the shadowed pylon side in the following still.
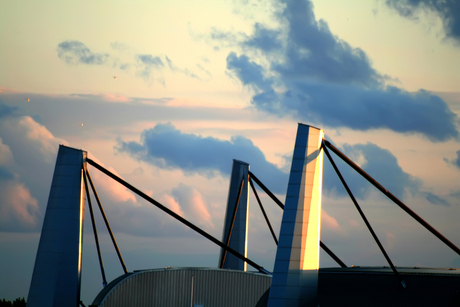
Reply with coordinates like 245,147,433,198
27,145,87,307
219,159,250,271
268,124,324,307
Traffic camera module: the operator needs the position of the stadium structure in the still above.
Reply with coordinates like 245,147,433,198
27,124,460,306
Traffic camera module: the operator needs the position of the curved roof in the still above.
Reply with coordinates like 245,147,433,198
91,267,271,307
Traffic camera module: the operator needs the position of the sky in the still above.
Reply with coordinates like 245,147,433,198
1,0,460,304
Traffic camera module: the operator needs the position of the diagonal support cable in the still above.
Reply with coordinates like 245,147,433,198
86,169,128,274
248,171,284,209
86,158,269,274
249,171,346,268
83,167,107,287
320,241,347,268
249,177,278,246
323,143,405,288
220,176,245,269
323,139,460,258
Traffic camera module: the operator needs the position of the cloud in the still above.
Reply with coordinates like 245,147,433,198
0,116,67,208
221,0,459,141
85,182,213,238
226,52,273,92
449,190,460,199
110,41,130,52
165,56,200,80
115,121,445,205
86,158,137,205
275,0,381,88
135,54,165,82
57,41,110,65
385,0,460,43
424,192,450,206
136,54,202,82
137,54,165,68
321,210,340,230
116,122,433,205
208,27,243,50
171,183,213,228
0,166,14,180
0,101,142,234
448,149,460,169
159,193,185,217
0,137,13,165
101,93,133,103
1,115,66,165
0,179,40,232
243,23,283,52
1,104,149,235
56,40,203,83
116,122,289,193
0,103,21,119
323,142,422,200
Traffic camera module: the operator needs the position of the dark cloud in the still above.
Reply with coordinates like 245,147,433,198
57,41,110,65
449,190,460,199
451,149,460,168
0,166,14,180
243,23,282,52
295,85,458,141
0,102,21,119
385,0,460,43
116,123,288,193
276,0,381,87
226,52,273,92
116,122,430,202
323,142,421,200
222,0,459,142
425,192,450,206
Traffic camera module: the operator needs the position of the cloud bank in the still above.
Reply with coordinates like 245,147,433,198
117,122,442,205
218,0,459,141
117,122,288,193
385,0,460,43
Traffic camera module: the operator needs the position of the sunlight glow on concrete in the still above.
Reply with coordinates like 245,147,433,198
268,124,324,307
27,145,86,307
219,159,250,271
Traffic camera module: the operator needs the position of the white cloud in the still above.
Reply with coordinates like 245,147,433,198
171,183,214,229
86,155,137,204
0,115,67,164
159,193,185,217
321,210,340,230
0,180,40,231
0,137,13,165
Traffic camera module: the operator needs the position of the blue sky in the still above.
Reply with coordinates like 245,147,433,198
1,0,460,304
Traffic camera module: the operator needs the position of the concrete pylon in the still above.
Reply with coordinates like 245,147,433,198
27,145,87,307
268,124,324,307
219,159,250,271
